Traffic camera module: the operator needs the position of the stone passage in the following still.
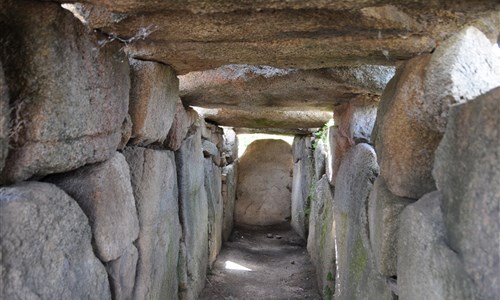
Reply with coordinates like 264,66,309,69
1,1,499,300
235,139,293,226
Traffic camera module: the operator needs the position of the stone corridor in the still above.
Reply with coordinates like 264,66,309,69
1,1,499,300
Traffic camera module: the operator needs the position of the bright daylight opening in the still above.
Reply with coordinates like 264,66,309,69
237,133,293,158
224,261,253,271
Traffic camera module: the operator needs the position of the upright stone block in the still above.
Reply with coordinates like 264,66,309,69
433,87,500,299
373,26,500,199
129,59,178,146
368,177,413,277
398,192,477,300
235,139,293,226
291,135,314,239
165,98,191,151
176,127,209,300
0,182,110,299
204,158,223,268
222,162,238,242
0,62,8,173
123,147,181,300
222,127,238,164
306,175,336,300
106,245,139,300
0,0,130,183
47,152,139,262
313,138,327,181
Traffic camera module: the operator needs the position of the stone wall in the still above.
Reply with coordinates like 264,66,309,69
305,25,500,300
0,2,238,300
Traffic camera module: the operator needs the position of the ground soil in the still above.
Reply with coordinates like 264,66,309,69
200,223,321,300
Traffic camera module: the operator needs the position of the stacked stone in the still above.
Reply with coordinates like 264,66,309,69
0,1,238,300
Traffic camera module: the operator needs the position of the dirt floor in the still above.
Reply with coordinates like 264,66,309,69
200,223,321,300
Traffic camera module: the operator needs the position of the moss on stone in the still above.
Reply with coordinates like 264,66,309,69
349,237,368,285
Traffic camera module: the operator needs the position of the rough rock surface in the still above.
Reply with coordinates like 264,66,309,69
0,62,8,173
128,58,178,145
0,182,110,299
235,139,293,226
176,128,209,300
332,144,385,300
47,152,139,262
313,138,327,181
106,245,139,300
373,26,500,199
165,99,191,151
0,0,130,183
433,87,500,299
291,136,314,239
368,177,414,277
307,175,336,299
222,163,238,242
60,1,498,74
202,139,221,166
222,127,238,164
398,192,477,299
123,147,181,300
204,158,223,268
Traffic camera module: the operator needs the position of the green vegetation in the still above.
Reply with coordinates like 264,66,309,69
326,271,334,282
349,237,368,285
312,120,335,151
323,285,333,300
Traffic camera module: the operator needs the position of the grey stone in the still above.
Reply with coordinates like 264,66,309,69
222,127,238,164
373,27,500,199
204,158,223,268
332,143,380,300
433,87,500,299
0,62,8,173
165,98,190,151
368,177,414,277
313,138,327,182
128,59,178,146
175,127,209,300
202,139,221,166
398,192,477,300
0,1,129,183
291,136,314,239
222,162,238,242
47,152,139,262
118,114,133,150
306,175,336,300
0,182,110,299
235,139,293,226
106,245,139,300
123,146,181,300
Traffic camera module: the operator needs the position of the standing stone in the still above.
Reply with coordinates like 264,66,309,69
176,127,209,300
235,139,293,226
0,182,110,299
398,192,477,300
291,136,314,239
165,98,190,151
202,139,221,166
0,0,130,183
204,158,223,268
123,146,181,300
129,59,178,146
222,127,238,164
368,177,413,277
433,87,500,299
106,245,139,300
0,62,8,173
47,152,139,262
307,175,336,300
313,138,327,182
333,144,385,300
373,26,500,199
222,162,238,242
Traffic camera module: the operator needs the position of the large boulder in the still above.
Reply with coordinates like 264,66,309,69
0,182,110,299
307,175,336,300
433,87,500,299
398,192,477,299
222,162,238,241
291,136,314,239
123,147,181,300
235,139,293,226
368,177,413,277
128,59,178,146
0,62,8,173
333,143,387,300
0,0,130,183
204,158,223,268
175,127,209,300
105,245,139,300
47,152,139,262
165,98,191,151
373,26,500,199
